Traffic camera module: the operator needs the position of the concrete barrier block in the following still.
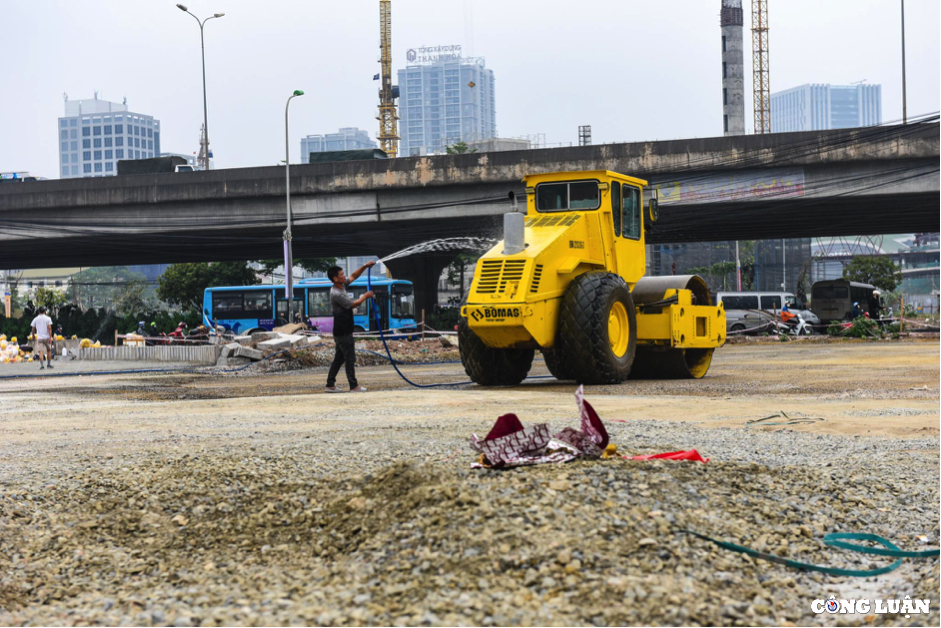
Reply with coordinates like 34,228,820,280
286,334,308,347
258,337,292,351
234,346,263,361
220,343,241,358
273,323,306,335
217,356,251,368
251,331,277,342
234,335,254,346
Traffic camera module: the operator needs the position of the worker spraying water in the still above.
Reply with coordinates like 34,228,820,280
324,261,376,393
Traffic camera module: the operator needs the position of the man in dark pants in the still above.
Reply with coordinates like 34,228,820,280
325,262,375,393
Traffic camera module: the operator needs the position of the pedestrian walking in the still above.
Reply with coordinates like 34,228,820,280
30,306,54,370
325,262,375,393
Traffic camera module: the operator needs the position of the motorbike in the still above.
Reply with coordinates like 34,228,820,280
773,313,814,336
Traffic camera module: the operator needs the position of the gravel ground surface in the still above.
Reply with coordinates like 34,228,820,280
0,340,937,626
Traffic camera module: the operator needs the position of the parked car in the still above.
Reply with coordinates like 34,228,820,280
723,308,774,335
716,291,820,335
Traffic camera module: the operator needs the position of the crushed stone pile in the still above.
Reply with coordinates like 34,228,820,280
1,449,936,626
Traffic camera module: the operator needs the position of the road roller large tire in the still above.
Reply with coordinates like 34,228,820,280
458,299,534,386
557,272,637,384
541,347,575,381
629,346,714,379
629,274,716,379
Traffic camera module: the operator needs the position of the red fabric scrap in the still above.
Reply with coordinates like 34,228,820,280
629,449,709,464
485,413,525,441
470,385,610,468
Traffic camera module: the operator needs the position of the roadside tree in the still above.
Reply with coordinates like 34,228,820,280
157,262,258,311
842,256,902,292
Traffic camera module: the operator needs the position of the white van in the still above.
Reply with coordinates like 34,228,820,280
715,291,820,334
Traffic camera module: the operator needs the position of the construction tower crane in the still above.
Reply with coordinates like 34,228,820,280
751,0,771,133
377,0,399,157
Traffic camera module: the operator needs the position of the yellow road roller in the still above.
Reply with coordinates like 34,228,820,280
459,170,726,385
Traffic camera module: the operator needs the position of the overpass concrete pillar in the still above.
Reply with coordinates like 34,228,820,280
385,252,456,320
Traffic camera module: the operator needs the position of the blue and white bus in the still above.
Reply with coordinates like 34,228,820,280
203,278,417,336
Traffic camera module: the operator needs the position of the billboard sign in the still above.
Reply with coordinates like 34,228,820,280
405,44,461,65
654,168,805,204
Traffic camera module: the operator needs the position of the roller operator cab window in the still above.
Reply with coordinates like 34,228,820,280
611,182,622,235
536,181,600,212
622,186,641,239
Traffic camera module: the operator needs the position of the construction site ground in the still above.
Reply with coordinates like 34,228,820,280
0,339,938,626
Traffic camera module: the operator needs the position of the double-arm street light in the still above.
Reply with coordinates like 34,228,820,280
284,90,305,305
176,4,224,170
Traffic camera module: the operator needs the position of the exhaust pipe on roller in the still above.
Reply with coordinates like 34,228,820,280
502,191,526,255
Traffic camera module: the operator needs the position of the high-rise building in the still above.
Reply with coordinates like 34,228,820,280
300,127,377,162
397,47,496,156
57,96,160,179
720,0,745,136
771,84,882,132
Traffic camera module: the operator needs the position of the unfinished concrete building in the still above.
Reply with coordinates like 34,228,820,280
721,0,746,135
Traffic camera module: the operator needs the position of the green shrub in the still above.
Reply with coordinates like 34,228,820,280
426,307,461,332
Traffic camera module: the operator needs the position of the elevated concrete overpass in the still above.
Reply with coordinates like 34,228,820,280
2,123,938,308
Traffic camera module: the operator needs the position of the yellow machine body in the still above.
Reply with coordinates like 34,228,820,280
461,171,725,356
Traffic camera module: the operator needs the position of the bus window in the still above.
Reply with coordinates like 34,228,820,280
622,186,641,239
213,292,243,315
391,284,415,319
243,290,273,316
348,288,367,315
812,285,848,299
308,288,331,317
760,295,782,310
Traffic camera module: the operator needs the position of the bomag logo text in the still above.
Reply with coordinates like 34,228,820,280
483,307,521,318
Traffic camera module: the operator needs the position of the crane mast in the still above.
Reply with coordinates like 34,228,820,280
751,0,771,134
378,0,399,157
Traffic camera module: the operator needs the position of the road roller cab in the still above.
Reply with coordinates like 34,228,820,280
459,170,726,385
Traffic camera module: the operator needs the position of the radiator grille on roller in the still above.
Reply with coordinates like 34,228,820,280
475,259,527,294
476,260,503,293
530,264,543,293
525,214,581,228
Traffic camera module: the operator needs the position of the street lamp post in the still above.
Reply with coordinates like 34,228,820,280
284,90,305,305
176,5,224,170
901,0,907,124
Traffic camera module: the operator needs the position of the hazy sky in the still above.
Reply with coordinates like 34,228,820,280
1,0,938,178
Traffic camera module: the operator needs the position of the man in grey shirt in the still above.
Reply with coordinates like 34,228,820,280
325,262,374,392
